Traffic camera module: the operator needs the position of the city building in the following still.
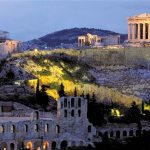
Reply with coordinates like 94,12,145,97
0,96,150,150
0,96,96,150
128,13,150,43
78,33,120,47
0,30,20,57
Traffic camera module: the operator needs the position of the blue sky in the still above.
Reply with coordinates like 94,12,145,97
0,0,149,41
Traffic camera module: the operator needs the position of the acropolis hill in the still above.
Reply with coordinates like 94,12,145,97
1,47,150,109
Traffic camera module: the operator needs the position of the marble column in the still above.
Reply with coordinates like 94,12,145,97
148,24,150,40
138,23,141,40
128,24,131,41
143,23,146,40
132,23,135,40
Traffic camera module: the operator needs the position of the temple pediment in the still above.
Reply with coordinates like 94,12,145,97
135,13,150,18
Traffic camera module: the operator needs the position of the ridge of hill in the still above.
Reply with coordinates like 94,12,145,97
20,28,127,50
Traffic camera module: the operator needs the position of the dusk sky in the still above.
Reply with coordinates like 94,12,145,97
0,0,150,41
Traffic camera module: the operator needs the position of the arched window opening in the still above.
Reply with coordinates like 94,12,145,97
51,141,56,150
60,141,68,150
24,124,28,132
43,141,49,150
64,110,67,117
110,131,114,137
26,141,32,150
123,130,127,137
71,98,75,107
68,101,70,108
64,98,67,108
129,130,133,136
10,143,15,150
35,111,39,120
78,110,81,117
34,124,39,132
11,125,15,133
45,124,49,132
78,98,81,107
116,131,120,138
56,125,60,134
0,125,4,133
88,125,91,133
71,110,74,117
1,142,7,150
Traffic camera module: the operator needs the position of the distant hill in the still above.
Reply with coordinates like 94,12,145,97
20,28,127,50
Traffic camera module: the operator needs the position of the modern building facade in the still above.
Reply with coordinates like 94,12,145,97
128,13,150,43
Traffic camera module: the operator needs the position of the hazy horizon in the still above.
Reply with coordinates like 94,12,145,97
0,0,150,41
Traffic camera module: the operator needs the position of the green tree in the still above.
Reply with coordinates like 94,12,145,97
35,79,40,103
58,83,66,97
92,92,96,103
39,85,49,107
127,101,141,123
6,69,15,80
74,87,77,97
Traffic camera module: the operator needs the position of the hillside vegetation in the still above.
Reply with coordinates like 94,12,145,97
10,48,146,107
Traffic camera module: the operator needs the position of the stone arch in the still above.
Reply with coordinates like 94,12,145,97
0,142,7,150
34,124,39,132
60,140,68,150
26,141,33,150
0,125,4,133
10,143,15,150
43,141,49,150
34,141,41,150
45,124,49,132
51,141,56,150
110,131,114,137
104,131,108,138
129,130,133,136
116,130,120,138
24,124,28,132
56,125,60,134
11,125,15,133
123,130,127,137
35,111,39,120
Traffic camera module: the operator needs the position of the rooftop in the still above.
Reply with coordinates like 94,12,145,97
129,13,150,18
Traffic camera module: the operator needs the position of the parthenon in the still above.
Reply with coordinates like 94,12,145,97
128,13,150,43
